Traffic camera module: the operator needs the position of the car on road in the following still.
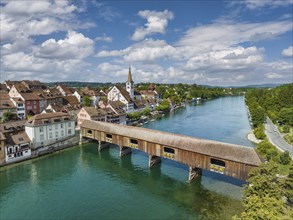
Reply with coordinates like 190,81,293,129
274,129,277,132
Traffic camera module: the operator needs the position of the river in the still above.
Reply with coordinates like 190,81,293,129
0,96,253,220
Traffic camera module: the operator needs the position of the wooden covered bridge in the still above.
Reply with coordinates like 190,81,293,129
80,120,262,181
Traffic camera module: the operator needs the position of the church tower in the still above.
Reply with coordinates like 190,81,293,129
126,67,134,98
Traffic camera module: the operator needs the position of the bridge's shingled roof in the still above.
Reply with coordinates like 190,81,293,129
81,120,262,166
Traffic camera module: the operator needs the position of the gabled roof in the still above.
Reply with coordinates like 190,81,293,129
7,131,30,145
26,112,73,126
14,84,30,93
0,120,26,133
20,92,42,101
63,96,80,106
57,84,73,95
110,85,132,103
81,120,263,166
107,101,126,115
0,91,10,100
0,99,16,110
83,107,108,118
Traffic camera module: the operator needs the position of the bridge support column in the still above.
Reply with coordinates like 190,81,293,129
188,167,202,182
79,132,83,145
120,146,132,158
98,141,109,151
148,155,161,167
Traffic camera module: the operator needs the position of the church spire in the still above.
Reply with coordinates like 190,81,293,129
127,66,133,83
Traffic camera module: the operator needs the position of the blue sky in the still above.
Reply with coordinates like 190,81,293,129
1,0,292,86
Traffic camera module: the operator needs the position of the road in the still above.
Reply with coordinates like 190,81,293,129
265,117,293,157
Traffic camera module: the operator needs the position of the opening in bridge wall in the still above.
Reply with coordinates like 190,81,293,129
130,139,138,144
163,147,175,159
106,134,112,139
210,158,225,167
164,147,175,154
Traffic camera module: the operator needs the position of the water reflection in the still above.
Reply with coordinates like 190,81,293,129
80,144,243,220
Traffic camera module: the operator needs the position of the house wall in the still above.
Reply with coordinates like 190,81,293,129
77,108,92,127
8,86,20,98
24,100,40,117
26,120,76,149
5,143,31,162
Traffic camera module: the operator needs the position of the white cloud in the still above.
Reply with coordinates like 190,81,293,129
282,46,293,57
265,72,283,79
243,0,293,10
95,34,113,42
177,20,292,54
35,31,94,59
185,46,264,71
0,0,88,43
131,10,174,41
97,39,176,62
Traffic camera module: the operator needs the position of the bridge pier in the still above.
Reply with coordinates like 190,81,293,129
98,141,110,151
120,146,132,158
79,133,83,145
148,155,161,167
188,167,202,182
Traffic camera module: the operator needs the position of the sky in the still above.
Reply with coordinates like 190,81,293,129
1,0,293,86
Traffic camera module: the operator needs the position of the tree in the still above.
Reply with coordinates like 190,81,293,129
278,107,293,126
1,112,18,122
279,151,291,165
83,96,92,107
234,161,286,220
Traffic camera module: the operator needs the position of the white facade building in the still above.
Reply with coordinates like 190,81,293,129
25,112,76,149
107,86,134,113
5,132,31,163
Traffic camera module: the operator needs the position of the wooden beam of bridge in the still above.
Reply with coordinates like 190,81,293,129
80,120,262,181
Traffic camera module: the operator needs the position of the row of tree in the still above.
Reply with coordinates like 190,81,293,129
236,84,293,219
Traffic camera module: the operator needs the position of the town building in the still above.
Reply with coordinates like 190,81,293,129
126,67,134,99
0,92,17,119
56,84,74,96
107,86,134,113
77,107,108,127
0,120,30,164
25,112,76,149
10,98,25,120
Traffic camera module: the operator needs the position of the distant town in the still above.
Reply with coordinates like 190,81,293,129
0,67,246,166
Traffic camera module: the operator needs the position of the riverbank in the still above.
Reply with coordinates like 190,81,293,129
247,131,262,144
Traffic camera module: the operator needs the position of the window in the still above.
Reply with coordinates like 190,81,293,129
55,124,58,129
49,125,52,131
33,101,36,104
40,134,44,141
49,133,52,139
61,130,64,137
68,122,71,127
210,159,225,167
130,139,138,144
55,132,58,138
39,127,44,132
61,123,63,128
164,147,175,154
68,129,72,135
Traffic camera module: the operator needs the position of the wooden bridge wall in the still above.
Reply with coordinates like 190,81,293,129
81,128,256,180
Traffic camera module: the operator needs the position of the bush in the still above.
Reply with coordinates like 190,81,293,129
279,151,292,165
254,125,266,139
256,139,279,161
283,125,290,133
